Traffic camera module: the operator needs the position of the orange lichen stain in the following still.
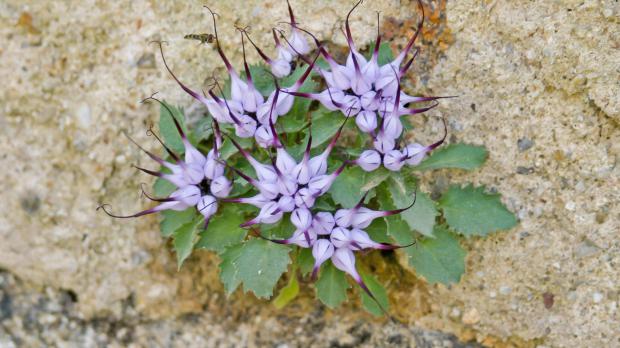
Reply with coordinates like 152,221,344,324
17,12,41,35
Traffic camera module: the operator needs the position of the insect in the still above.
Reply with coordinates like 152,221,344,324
183,33,215,45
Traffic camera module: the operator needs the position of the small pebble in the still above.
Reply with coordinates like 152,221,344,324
593,292,603,303
517,138,534,151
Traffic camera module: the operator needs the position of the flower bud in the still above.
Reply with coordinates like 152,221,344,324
334,209,354,228
277,195,296,212
355,110,377,133
276,148,297,173
341,95,361,116
241,88,264,113
312,239,334,278
197,194,218,219
356,150,382,172
183,163,205,185
257,180,280,200
277,46,294,62
360,91,380,111
171,185,202,206
382,115,403,139
277,174,298,196
323,67,351,91
404,143,428,166
204,150,225,179
234,114,257,138
373,133,395,153
294,188,316,209
350,207,385,229
291,208,313,230
254,125,274,148
286,229,317,248
331,248,361,282
311,212,335,235
330,227,352,249
257,201,283,224
383,149,405,172
350,228,384,250
292,160,311,185
271,59,291,78
210,176,232,198
288,29,310,55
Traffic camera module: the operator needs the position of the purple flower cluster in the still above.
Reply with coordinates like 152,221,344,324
101,0,446,312
99,96,230,227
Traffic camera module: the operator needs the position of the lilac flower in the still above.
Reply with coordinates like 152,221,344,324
355,150,382,172
311,239,334,278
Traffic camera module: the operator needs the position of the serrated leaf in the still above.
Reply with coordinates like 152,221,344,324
160,208,197,238
329,166,367,208
195,205,247,253
376,182,416,245
316,261,349,308
415,144,488,171
438,184,517,237
359,273,389,316
406,225,466,285
235,239,291,298
159,101,187,154
297,248,314,276
173,216,203,269
386,173,437,237
219,243,245,294
273,271,299,309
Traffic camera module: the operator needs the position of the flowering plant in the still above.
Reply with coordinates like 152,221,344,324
100,1,516,315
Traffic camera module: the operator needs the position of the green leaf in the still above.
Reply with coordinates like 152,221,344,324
195,205,247,253
153,177,176,197
329,166,367,208
159,101,187,154
219,243,245,294
235,239,291,298
376,182,416,245
365,218,391,244
260,217,295,239
384,173,437,237
310,110,344,148
160,208,197,238
248,64,275,96
273,271,300,309
406,225,466,284
359,273,389,316
316,261,349,308
415,144,488,171
368,42,395,66
438,184,517,237
378,42,395,65
173,216,203,269
219,136,254,160
297,248,314,276
361,167,391,192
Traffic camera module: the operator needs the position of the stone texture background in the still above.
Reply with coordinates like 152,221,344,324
0,0,618,347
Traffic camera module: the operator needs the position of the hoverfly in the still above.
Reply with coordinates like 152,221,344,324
183,33,215,45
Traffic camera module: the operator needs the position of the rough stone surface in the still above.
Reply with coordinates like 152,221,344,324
0,0,618,347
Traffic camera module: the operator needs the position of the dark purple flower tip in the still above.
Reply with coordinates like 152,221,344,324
427,115,448,151
393,0,424,66
152,41,211,107
239,26,273,65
